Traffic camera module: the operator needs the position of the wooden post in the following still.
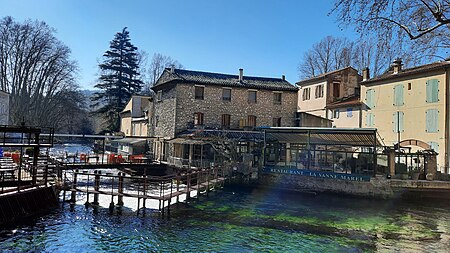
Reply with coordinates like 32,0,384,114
187,173,191,200
168,179,173,214
142,175,147,209
93,170,100,205
176,174,180,203
85,172,90,207
117,172,124,206
109,175,115,213
206,167,210,195
70,169,78,203
387,149,396,177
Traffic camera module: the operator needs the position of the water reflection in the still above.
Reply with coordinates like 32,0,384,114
1,187,450,252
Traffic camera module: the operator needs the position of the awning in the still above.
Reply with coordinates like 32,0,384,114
177,129,264,142
169,138,206,145
264,127,381,147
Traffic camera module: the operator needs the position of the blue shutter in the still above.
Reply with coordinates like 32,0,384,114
347,108,353,118
393,84,404,106
426,79,439,103
428,142,439,153
426,109,439,133
366,89,375,108
392,112,404,132
366,113,374,127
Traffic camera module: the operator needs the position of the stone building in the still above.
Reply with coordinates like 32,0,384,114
360,59,450,173
151,67,298,164
296,67,362,127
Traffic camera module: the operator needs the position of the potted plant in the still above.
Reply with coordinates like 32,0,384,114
410,167,422,180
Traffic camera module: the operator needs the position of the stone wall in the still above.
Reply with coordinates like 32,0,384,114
174,83,298,135
154,85,177,139
258,173,394,198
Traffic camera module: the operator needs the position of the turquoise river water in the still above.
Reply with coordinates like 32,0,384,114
1,186,450,252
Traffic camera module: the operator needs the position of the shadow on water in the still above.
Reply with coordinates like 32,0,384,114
1,185,450,252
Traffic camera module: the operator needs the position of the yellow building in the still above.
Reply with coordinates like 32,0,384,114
117,96,152,155
120,95,151,137
361,60,450,173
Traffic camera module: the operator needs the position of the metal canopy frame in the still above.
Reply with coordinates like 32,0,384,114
262,127,380,176
263,127,381,147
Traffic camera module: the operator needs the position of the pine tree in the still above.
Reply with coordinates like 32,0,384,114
92,27,143,132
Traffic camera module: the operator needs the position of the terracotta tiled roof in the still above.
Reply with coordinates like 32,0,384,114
362,61,450,84
326,96,362,109
154,68,298,91
296,66,359,86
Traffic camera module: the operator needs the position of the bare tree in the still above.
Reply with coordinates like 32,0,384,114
141,53,183,95
298,34,421,79
298,36,354,78
0,16,82,130
331,0,450,60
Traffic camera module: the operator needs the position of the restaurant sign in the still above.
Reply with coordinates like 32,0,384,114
263,167,371,182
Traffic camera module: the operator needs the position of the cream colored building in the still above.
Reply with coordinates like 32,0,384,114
296,67,362,127
120,96,151,137
361,60,450,173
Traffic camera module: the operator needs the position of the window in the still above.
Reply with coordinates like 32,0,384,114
156,90,162,101
302,87,311,101
195,86,204,100
408,83,412,90
346,108,353,118
272,117,281,127
222,88,231,101
392,111,404,132
221,114,231,129
365,113,374,127
155,116,159,127
426,109,439,133
333,83,340,98
426,79,439,103
315,84,324,98
273,92,282,104
248,115,257,127
365,89,376,108
332,109,340,119
193,112,204,126
248,90,257,103
393,84,404,106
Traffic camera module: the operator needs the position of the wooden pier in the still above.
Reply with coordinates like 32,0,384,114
65,166,228,215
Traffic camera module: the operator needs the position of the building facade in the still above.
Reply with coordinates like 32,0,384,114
116,95,151,155
151,68,298,162
120,95,151,137
296,67,361,127
360,60,450,173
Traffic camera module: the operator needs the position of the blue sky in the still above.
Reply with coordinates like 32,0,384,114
1,0,356,89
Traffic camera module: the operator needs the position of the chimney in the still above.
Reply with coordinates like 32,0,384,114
170,65,175,74
239,68,243,82
282,75,285,81
362,67,370,81
392,58,402,74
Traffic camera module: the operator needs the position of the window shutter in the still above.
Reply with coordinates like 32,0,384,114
426,109,439,132
366,89,375,108
393,111,404,132
393,84,404,106
428,142,439,153
426,79,439,103
366,113,374,127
